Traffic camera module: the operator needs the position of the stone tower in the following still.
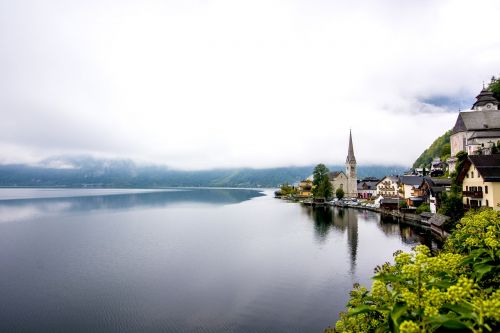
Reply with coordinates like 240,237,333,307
345,130,358,198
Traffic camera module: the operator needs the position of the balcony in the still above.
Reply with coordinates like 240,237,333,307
463,191,483,198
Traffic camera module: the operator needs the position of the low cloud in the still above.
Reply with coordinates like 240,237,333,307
1,0,499,169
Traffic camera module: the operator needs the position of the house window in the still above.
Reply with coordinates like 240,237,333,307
486,200,489,207
466,173,469,178
471,172,474,178
485,186,488,194
466,186,469,191
478,186,482,192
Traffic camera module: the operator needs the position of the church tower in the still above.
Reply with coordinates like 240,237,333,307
345,130,358,198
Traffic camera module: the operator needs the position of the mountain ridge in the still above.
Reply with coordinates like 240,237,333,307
0,156,407,188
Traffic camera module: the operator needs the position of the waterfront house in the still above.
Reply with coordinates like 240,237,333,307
357,177,379,199
376,176,400,198
429,213,451,238
419,177,452,213
297,179,313,198
457,154,500,210
399,176,424,207
380,197,399,210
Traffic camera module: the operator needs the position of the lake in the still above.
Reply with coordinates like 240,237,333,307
0,188,438,332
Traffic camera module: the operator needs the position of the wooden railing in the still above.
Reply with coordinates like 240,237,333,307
463,191,483,198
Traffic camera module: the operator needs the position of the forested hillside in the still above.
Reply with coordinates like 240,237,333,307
413,130,451,168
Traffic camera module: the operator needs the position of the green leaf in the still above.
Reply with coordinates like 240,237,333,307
473,263,492,280
388,302,407,333
348,305,376,316
443,303,474,318
440,319,470,329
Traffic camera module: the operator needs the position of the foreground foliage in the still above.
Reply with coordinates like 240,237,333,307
334,209,500,333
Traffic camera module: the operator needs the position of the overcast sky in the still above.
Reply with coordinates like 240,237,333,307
1,0,499,169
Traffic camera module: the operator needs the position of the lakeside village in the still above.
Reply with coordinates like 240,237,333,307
275,83,500,239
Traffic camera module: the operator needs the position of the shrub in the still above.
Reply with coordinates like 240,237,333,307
334,210,500,333
415,203,430,214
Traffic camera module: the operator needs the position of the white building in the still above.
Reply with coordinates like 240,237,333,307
449,86,500,171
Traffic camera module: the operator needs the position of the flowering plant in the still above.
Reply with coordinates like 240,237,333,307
334,209,500,333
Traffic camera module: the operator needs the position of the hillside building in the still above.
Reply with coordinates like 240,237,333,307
448,86,500,171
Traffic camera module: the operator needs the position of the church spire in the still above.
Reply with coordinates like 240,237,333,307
346,129,356,164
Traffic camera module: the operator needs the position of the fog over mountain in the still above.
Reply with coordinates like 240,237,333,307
0,156,406,188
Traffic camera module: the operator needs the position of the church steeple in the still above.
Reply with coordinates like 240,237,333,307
346,129,356,164
345,129,358,198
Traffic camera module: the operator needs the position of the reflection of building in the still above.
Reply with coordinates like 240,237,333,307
329,131,358,198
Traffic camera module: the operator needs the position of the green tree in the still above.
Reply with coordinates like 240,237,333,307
439,192,464,223
415,203,430,214
312,164,332,199
278,183,297,196
440,143,451,160
488,75,500,101
336,188,345,200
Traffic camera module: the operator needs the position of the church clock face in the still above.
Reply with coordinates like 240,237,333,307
486,103,492,109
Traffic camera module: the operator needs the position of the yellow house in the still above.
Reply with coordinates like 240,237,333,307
458,155,500,210
297,179,313,198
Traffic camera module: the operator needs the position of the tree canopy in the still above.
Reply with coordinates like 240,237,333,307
489,76,500,101
413,130,451,168
312,164,333,199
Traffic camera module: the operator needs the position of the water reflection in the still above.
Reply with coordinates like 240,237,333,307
301,205,439,273
0,188,264,223
0,190,442,332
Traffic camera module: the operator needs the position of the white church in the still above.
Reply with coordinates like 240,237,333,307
328,131,358,198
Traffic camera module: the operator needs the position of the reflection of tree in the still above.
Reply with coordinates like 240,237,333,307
313,207,333,240
300,206,334,242
302,206,359,273
301,206,443,273
378,215,439,249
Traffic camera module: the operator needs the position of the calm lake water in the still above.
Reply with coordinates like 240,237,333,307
0,188,438,332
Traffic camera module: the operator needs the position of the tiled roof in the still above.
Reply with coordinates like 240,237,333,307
452,111,500,134
468,155,500,182
429,213,450,227
346,130,356,164
469,130,500,139
399,175,423,186
472,88,500,108
377,176,399,185
328,171,346,180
